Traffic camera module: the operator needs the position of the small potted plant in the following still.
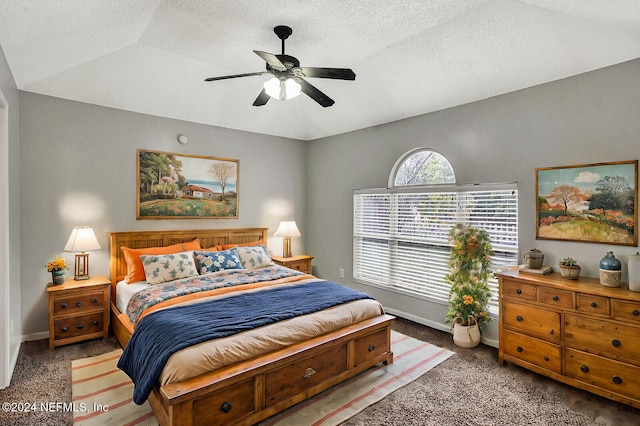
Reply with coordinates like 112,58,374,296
558,257,581,280
46,255,68,285
445,224,493,348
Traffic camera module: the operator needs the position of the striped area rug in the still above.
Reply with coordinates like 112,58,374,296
72,331,454,426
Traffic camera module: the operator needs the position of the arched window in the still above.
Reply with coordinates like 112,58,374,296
390,148,455,188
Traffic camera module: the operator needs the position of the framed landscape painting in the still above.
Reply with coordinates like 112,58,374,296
137,149,239,219
536,160,637,245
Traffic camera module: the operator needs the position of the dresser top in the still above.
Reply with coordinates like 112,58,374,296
495,269,640,302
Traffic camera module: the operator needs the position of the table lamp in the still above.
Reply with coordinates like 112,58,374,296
64,226,101,280
274,221,301,258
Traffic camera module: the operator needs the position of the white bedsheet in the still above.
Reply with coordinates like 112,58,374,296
115,280,147,313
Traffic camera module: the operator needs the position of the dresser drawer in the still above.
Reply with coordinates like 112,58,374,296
193,379,255,425
612,299,640,324
566,348,640,401
565,313,640,365
503,330,561,374
354,328,388,367
264,344,347,407
576,293,610,316
538,287,573,309
502,280,537,302
53,291,104,316
53,312,104,340
285,259,310,273
502,300,561,343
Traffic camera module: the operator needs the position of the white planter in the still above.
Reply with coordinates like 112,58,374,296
453,322,481,348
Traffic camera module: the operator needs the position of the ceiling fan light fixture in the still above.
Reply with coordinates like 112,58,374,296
264,77,301,101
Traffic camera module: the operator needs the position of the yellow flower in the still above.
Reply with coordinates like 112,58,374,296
463,295,474,305
46,256,68,272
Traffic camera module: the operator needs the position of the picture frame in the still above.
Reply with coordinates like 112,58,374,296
536,160,637,245
137,149,239,219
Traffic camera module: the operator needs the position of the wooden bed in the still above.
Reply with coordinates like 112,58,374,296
109,228,394,426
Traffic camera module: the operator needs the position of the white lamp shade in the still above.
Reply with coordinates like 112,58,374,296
264,77,301,101
64,226,101,252
274,221,301,237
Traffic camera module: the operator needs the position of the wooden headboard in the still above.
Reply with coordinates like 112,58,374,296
108,228,268,301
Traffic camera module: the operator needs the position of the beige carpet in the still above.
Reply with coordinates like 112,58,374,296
71,331,454,425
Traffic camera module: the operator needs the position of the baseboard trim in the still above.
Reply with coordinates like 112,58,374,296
23,331,48,342
384,306,498,348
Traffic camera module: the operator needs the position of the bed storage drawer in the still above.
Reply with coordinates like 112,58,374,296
354,328,389,366
264,343,348,407
193,379,255,425
502,329,561,374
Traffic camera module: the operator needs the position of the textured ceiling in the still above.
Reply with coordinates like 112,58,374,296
1,1,640,140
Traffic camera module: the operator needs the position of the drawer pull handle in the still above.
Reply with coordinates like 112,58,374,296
93,321,98,326
77,324,83,329
552,295,559,301
368,344,376,352
633,310,640,316
61,303,67,309
516,289,522,295
76,302,83,308
516,315,523,322
612,375,622,385
220,401,232,414
516,346,523,353
580,365,589,373
612,339,621,347
92,298,98,304
303,367,316,379
591,301,597,308
543,356,549,361
61,327,68,332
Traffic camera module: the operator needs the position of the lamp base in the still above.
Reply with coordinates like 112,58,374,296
74,275,90,281
74,252,91,280
282,237,292,258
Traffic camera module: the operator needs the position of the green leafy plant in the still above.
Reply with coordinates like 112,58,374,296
445,224,493,328
559,257,579,267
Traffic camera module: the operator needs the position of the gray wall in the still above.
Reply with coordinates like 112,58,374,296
306,58,640,344
0,43,20,385
19,94,307,336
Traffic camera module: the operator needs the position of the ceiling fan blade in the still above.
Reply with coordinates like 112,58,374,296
252,89,270,106
205,71,266,82
299,79,334,107
254,50,287,72
300,67,356,80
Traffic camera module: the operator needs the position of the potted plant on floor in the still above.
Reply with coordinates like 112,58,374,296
445,224,493,348
558,257,581,280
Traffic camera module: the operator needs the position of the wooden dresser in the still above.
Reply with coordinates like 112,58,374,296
495,269,640,408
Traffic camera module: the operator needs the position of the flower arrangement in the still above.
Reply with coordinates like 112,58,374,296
46,256,68,272
445,224,493,328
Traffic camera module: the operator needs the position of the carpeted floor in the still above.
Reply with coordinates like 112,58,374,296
1,317,640,425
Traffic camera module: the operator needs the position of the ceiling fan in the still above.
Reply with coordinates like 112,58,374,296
204,25,356,107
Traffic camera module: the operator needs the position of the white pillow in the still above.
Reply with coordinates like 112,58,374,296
139,251,199,284
235,244,274,269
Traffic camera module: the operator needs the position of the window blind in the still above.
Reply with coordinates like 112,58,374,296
353,184,518,310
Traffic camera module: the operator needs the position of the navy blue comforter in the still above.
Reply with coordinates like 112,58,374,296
117,280,374,404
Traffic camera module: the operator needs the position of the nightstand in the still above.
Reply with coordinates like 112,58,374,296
271,255,314,274
47,275,110,350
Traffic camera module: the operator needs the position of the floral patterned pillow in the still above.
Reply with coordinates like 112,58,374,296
235,244,274,269
194,248,243,274
139,251,199,285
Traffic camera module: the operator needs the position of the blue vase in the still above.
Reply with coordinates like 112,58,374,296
600,252,621,271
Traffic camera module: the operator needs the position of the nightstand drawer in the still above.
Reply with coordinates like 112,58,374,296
54,312,104,340
53,291,104,315
284,259,310,273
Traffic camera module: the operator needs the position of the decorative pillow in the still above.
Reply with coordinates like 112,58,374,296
121,239,201,283
139,251,199,285
221,240,264,250
235,244,274,269
194,248,243,274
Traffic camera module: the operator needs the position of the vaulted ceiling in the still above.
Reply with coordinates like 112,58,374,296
1,1,639,140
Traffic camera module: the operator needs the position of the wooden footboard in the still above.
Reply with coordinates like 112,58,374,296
149,314,395,426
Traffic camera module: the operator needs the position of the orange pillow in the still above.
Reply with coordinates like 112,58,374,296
121,239,201,283
221,240,264,250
